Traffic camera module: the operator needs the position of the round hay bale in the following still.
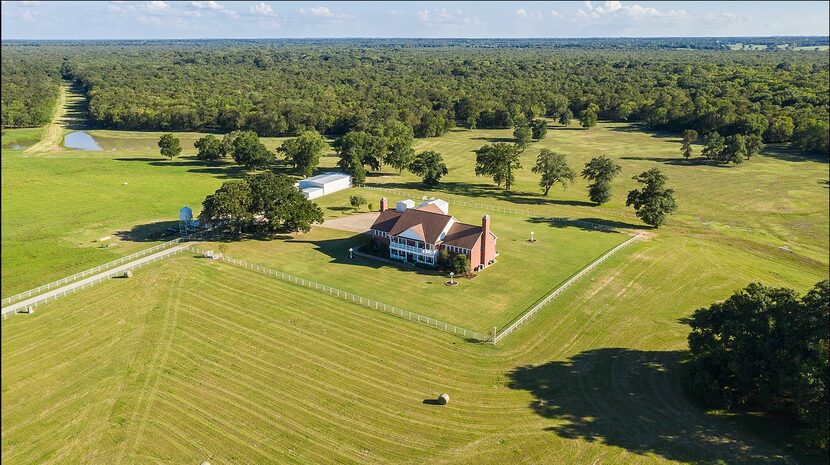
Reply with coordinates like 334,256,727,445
437,393,449,405
200,462,211,465
124,270,133,278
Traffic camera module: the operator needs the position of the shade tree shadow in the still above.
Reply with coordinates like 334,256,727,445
367,181,597,208
549,126,588,131
289,234,446,277
113,157,294,180
60,83,96,130
507,348,792,465
620,156,735,167
760,144,829,163
114,220,182,242
527,216,649,232
471,136,517,143
608,124,683,143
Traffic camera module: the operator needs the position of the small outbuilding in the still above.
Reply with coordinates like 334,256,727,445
396,199,415,212
297,172,352,200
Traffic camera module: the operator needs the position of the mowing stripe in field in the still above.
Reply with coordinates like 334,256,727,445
188,246,485,342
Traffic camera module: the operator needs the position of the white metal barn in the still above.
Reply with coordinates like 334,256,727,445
297,172,352,200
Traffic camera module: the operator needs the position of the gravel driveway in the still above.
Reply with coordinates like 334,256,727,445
321,212,380,234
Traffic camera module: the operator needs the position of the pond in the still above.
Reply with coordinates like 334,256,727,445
63,131,102,150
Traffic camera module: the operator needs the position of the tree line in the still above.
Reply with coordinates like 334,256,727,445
1,47,61,127
4,42,826,157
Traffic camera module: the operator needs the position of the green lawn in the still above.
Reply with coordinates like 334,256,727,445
3,249,822,464
200,199,628,333
1,127,43,150
2,73,829,465
0,153,229,295
3,121,826,303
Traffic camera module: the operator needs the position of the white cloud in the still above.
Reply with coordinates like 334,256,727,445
514,8,543,20
297,6,354,22
188,0,237,18
190,1,222,10
20,9,35,21
19,1,40,5
551,10,562,18
417,8,479,27
250,2,275,16
576,1,687,23
146,1,169,11
299,6,332,17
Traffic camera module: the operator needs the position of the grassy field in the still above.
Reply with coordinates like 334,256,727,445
199,199,629,333
2,248,822,465
2,84,828,464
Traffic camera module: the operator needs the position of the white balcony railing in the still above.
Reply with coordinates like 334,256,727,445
390,243,437,256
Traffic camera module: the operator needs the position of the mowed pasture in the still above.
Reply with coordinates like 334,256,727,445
1,254,813,465
199,199,629,333
2,94,828,464
4,118,826,297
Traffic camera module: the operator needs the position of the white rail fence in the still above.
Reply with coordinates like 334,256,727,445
491,233,643,344
1,237,190,307
189,246,483,341
1,246,189,319
362,186,616,231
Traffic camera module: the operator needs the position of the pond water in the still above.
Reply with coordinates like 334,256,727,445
64,131,102,150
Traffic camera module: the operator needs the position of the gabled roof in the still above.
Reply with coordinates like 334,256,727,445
399,224,426,241
388,209,454,244
442,223,483,249
371,208,453,244
415,203,445,215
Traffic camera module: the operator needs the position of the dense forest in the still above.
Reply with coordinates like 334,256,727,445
0,48,61,127
2,38,829,155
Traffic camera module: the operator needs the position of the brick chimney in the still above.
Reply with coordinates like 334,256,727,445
480,215,491,267
380,197,388,212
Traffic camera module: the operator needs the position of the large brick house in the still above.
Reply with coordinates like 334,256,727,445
369,197,497,271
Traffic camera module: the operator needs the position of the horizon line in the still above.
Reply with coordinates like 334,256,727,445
3,35,829,42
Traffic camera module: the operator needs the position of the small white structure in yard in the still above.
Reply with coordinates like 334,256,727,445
419,198,449,214
396,199,416,212
297,172,352,200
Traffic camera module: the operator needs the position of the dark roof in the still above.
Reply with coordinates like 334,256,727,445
442,223,483,249
370,208,453,244
371,208,495,248
371,210,403,233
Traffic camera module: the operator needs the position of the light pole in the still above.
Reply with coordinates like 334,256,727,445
348,247,354,259
529,231,536,243
449,272,455,285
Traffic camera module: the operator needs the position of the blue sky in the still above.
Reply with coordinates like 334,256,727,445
2,1,828,40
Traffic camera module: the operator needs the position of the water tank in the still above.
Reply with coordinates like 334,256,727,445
179,206,193,222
